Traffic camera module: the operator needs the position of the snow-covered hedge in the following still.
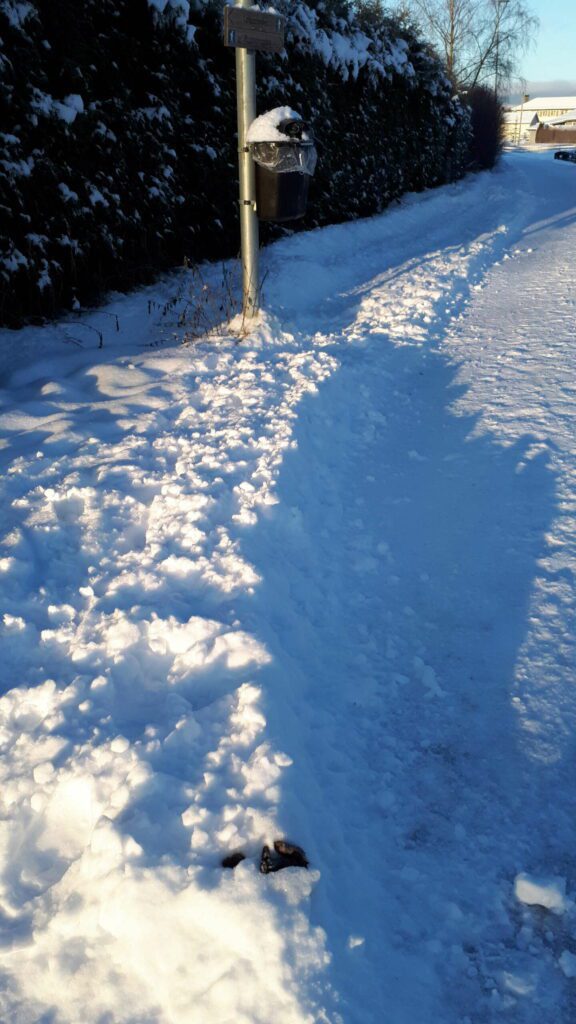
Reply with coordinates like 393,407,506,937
0,0,470,326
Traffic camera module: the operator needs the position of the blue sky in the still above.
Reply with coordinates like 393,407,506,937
520,0,575,84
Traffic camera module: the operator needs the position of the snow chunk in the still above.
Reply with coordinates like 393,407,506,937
247,107,306,143
0,156,34,179
559,951,576,978
33,761,55,784
30,89,85,124
514,873,566,913
2,1,35,28
58,93,84,122
25,232,48,247
88,186,109,207
413,656,446,698
110,736,130,754
37,261,51,291
148,0,190,24
2,248,28,272
59,182,79,203
142,105,171,122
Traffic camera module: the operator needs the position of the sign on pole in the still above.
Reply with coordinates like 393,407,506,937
224,7,285,53
224,5,285,319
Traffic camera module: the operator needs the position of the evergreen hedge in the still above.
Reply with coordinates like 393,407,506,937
466,85,503,170
0,0,470,327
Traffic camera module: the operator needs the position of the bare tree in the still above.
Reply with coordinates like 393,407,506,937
397,0,538,91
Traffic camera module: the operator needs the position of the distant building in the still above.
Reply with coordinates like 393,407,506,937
502,108,538,142
502,96,576,143
546,110,576,128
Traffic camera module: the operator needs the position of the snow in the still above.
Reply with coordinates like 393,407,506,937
0,0,35,28
559,951,576,978
25,233,48,247
286,3,414,82
247,106,305,143
142,104,171,122
1,151,576,1021
147,0,194,39
30,89,85,124
515,874,567,914
58,182,79,202
0,156,33,178
63,93,84,114
88,186,109,206
2,249,28,273
36,261,51,290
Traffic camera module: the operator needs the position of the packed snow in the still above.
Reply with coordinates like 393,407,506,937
1,151,576,1022
247,106,305,143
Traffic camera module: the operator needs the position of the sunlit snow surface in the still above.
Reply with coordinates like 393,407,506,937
1,151,576,1022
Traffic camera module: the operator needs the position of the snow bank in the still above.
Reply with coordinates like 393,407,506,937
0,272,339,1020
2,153,576,1022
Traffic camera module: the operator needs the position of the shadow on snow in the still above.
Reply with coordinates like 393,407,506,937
235,334,562,1022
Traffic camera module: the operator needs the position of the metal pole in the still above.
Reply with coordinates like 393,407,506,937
235,0,259,318
517,93,528,145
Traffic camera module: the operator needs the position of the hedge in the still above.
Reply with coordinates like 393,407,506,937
0,0,470,326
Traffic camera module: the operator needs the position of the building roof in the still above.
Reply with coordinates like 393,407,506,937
546,109,576,126
503,110,539,126
508,96,576,112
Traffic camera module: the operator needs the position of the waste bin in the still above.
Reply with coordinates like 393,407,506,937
247,108,317,222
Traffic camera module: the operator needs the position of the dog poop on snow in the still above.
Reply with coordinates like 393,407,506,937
221,852,246,869
221,840,308,872
260,840,309,874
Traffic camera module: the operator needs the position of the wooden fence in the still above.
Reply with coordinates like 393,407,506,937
534,126,576,144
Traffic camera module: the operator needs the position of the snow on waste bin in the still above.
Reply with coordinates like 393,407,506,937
247,106,317,223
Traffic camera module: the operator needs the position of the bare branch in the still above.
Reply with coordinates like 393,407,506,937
398,0,538,91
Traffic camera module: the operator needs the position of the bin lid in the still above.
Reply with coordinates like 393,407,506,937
247,106,313,145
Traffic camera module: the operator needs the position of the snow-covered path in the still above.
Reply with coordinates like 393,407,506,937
1,152,575,1023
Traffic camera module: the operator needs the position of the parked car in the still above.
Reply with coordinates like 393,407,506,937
554,149,576,162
